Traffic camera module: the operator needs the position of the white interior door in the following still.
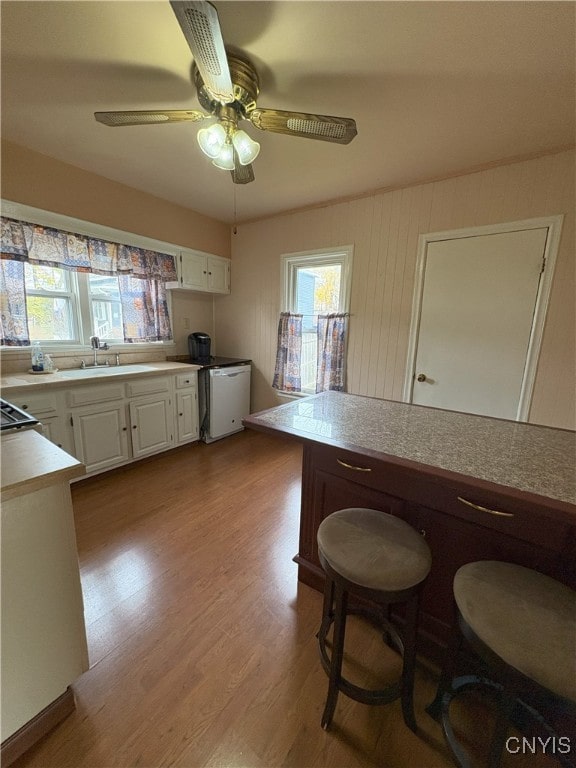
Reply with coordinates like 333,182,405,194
410,227,548,420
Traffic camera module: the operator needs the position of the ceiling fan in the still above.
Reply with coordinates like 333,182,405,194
94,0,358,184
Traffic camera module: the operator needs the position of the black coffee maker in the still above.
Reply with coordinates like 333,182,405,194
188,332,211,363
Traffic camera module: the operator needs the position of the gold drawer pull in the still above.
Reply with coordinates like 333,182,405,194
457,496,514,518
337,458,372,472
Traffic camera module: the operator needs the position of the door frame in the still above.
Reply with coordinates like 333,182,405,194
402,215,564,421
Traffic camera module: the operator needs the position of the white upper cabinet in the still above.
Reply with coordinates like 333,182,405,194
168,249,230,294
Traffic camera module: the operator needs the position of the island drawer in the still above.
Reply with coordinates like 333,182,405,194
307,444,570,551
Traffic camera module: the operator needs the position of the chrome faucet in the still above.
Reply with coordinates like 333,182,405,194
87,336,110,367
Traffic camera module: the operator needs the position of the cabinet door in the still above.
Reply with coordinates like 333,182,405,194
71,403,130,473
40,416,74,455
180,251,207,290
129,395,173,458
207,255,230,293
176,390,199,444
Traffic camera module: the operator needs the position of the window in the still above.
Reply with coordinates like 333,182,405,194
281,247,353,393
88,274,123,340
22,265,125,345
24,263,77,342
1,202,178,349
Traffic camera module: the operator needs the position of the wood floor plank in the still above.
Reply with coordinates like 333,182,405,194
11,431,558,768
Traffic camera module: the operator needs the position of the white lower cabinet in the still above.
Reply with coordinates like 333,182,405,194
71,401,130,473
175,371,199,445
6,370,199,477
129,394,172,458
10,390,73,454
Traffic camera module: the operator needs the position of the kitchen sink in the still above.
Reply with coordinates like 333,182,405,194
59,364,158,378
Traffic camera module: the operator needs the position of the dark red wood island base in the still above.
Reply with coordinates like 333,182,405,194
243,391,576,663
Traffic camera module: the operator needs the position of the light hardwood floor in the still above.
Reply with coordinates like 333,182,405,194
14,430,558,768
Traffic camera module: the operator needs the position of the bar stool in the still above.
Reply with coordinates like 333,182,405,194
316,507,432,733
428,561,576,768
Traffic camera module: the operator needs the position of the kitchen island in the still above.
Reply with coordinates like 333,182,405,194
243,392,576,660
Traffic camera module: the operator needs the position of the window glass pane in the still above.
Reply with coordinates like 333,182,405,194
294,263,342,393
89,274,123,340
23,264,75,341
27,296,74,341
24,263,69,292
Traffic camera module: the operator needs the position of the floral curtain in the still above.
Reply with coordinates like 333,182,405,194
316,313,349,393
0,259,29,346
272,312,303,392
0,216,177,345
119,275,172,343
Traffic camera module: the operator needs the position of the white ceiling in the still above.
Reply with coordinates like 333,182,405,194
1,1,574,224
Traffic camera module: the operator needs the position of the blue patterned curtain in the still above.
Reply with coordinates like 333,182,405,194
0,259,29,346
272,312,303,392
119,275,173,343
316,313,349,393
0,216,177,345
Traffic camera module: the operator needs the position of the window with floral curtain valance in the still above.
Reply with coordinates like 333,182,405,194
0,216,177,346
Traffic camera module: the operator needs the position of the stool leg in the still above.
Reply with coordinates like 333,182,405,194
488,686,516,768
427,611,463,721
321,581,348,731
400,593,419,733
317,574,335,645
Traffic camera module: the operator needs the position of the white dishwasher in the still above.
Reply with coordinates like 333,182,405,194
202,364,251,443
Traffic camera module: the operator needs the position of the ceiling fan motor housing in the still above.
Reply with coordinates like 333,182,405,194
194,49,260,119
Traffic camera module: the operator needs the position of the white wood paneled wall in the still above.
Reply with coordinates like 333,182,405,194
217,150,575,429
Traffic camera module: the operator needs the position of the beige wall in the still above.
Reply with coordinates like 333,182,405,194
1,140,230,256
216,150,575,429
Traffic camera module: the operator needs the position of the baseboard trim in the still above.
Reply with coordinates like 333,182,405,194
1,687,76,767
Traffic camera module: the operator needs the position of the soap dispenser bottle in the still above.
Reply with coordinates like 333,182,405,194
31,341,45,372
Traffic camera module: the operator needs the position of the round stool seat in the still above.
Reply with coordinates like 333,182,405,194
454,561,576,703
317,507,431,592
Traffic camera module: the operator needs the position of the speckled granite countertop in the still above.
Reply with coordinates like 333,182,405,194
244,392,576,507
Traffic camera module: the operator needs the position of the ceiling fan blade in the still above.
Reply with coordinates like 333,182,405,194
170,1,234,105
95,109,207,127
231,159,255,185
249,109,357,145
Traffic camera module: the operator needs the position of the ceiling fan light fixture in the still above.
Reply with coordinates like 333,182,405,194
197,122,227,159
211,141,235,171
232,129,260,166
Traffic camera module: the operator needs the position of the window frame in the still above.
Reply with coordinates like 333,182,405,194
1,199,179,354
24,262,80,344
280,245,353,395
281,246,353,315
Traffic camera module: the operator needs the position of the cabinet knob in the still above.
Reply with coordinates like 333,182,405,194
416,373,427,382
22,404,29,410
179,412,183,417
420,529,427,538
122,427,127,431
132,425,137,429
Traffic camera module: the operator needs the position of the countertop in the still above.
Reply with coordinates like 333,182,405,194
0,361,200,393
1,429,85,501
243,391,576,507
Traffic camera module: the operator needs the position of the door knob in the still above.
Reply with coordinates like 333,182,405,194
416,373,427,382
